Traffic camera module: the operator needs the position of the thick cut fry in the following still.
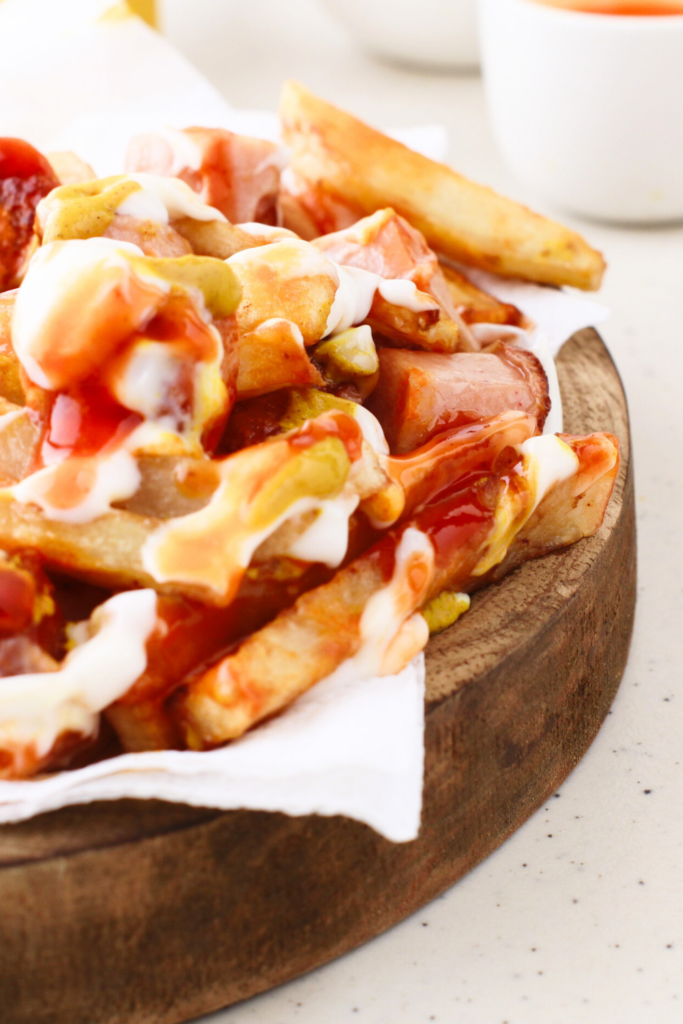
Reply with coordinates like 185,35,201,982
280,81,606,290
366,292,464,353
172,217,264,260
236,319,325,399
177,428,618,748
0,295,24,405
105,559,334,752
46,151,96,186
477,432,620,588
174,527,435,747
228,239,338,344
0,399,40,483
0,496,158,593
440,264,523,326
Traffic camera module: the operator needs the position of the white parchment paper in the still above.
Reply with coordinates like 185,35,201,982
0,1,609,838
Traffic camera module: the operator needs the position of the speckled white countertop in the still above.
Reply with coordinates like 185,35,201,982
159,2,683,1020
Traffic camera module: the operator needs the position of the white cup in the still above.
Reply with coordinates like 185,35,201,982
316,0,480,71
479,0,683,222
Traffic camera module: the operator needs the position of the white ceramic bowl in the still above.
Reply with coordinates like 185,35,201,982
316,0,480,71
479,0,683,222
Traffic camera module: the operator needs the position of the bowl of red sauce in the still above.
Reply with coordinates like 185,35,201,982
479,0,683,222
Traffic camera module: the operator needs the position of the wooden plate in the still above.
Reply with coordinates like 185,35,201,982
0,328,635,1024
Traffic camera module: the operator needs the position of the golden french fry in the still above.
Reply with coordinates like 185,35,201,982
0,294,24,406
0,400,40,483
176,428,619,748
236,319,325,399
174,527,435,747
478,432,620,587
440,264,523,326
172,217,263,260
366,292,464,353
280,81,606,290
228,240,338,344
46,151,97,186
0,495,159,593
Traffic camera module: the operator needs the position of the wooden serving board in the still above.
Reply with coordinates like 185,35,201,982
0,328,635,1024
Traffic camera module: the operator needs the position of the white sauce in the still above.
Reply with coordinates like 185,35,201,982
324,264,378,336
0,590,157,759
10,448,141,525
376,277,440,315
316,528,434,687
152,128,204,175
520,434,580,513
283,492,360,568
112,340,182,420
237,223,299,241
227,237,337,280
324,263,438,338
353,405,390,456
119,173,226,224
12,238,162,390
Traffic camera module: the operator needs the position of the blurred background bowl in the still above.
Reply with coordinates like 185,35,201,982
479,0,683,223
316,0,480,71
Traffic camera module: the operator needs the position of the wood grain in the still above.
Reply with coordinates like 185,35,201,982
0,329,635,1024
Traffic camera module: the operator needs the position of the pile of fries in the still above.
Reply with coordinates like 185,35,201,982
0,82,618,780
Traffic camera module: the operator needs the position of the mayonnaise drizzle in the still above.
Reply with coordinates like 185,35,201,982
314,528,434,687
521,434,580,512
283,492,360,568
237,223,299,241
325,263,438,337
119,172,226,224
12,238,158,390
10,449,141,525
149,128,204,175
0,590,157,759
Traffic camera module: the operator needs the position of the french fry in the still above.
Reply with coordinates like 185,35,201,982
477,432,620,587
174,527,435,748
280,81,606,290
0,495,159,593
46,151,97,186
176,428,618,748
236,319,325,399
366,292,464,353
0,293,24,406
172,217,264,260
0,399,40,483
440,264,523,326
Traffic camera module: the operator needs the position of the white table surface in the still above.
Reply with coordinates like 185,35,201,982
159,2,683,1021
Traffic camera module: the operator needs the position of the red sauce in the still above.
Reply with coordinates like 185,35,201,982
288,409,364,462
42,384,141,464
0,138,59,292
0,563,36,635
417,479,494,579
144,293,217,362
0,138,56,182
542,0,683,12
